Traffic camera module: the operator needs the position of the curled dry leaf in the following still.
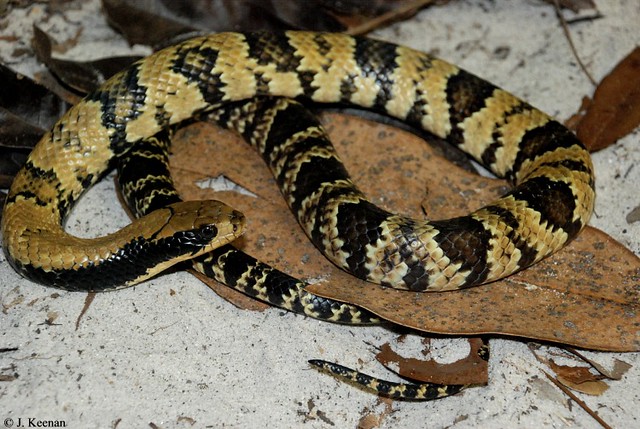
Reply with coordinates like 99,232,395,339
169,112,640,352
375,337,488,385
529,345,611,395
548,359,609,395
555,375,608,395
575,47,640,151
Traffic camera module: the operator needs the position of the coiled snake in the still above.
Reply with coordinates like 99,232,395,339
1,31,595,399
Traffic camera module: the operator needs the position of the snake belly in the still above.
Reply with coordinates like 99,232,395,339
1,31,595,292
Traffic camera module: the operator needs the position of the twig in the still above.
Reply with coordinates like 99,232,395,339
543,370,613,429
553,0,597,86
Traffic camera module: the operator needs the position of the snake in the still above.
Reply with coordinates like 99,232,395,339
1,31,594,398
116,97,486,400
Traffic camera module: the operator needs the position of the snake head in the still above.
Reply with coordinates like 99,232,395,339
160,200,246,253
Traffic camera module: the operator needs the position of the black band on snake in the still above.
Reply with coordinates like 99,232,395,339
1,31,594,399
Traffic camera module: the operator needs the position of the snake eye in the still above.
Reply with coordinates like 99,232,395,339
200,224,218,241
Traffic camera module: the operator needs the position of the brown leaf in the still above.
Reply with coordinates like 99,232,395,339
548,357,610,395
556,375,609,395
32,25,142,94
170,113,640,352
566,347,633,380
564,95,591,132
576,47,640,151
375,337,487,385
627,205,640,224
600,358,633,380
549,359,604,384
0,63,71,133
102,0,199,48
0,65,70,194
357,398,393,429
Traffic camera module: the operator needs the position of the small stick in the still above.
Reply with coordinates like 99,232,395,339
553,0,597,86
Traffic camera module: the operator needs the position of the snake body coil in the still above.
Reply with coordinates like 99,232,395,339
1,31,595,401
117,98,488,400
2,31,594,292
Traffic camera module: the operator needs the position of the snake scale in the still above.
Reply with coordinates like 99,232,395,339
2,31,595,399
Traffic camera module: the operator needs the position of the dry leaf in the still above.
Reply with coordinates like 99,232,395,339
566,348,633,380
575,47,640,151
32,25,142,94
549,359,604,384
565,95,591,131
0,63,71,134
556,375,609,395
627,206,640,224
45,311,59,325
599,359,633,380
375,337,487,385
103,0,199,47
169,112,639,352
357,398,393,429
530,343,633,389
103,0,438,47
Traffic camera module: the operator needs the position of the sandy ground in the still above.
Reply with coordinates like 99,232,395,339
1,0,639,428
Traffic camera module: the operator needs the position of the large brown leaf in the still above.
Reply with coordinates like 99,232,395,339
162,112,640,352
573,47,640,151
